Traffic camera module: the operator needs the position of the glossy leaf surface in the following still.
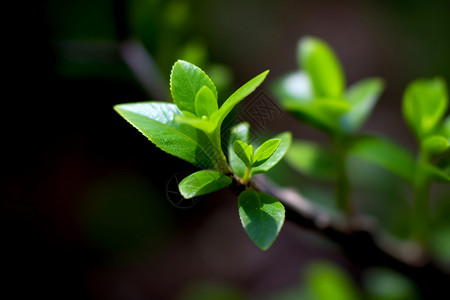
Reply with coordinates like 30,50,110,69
252,132,292,175
179,170,232,198
253,139,281,168
238,190,285,250
212,70,269,126
233,140,254,168
114,102,215,168
170,60,217,114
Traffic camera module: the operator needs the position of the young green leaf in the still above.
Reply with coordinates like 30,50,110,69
178,170,232,199
238,189,285,250
252,132,292,175
285,140,337,180
422,135,449,155
195,86,218,118
349,136,416,183
298,36,345,98
228,122,250,178
402,77,448,139
170,60,218,114
233,140,254,167
114,102,216,169
211,70,269,126
340,78,385,133
253,139,281,167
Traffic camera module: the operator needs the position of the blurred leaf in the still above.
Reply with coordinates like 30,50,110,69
170,60,218,114
305,261,360,300
238,190,285,250
253,139,281,167
271,71,314,104
284,98,351,133
402,77,448,139
212,70,269,126
341,78,385,133
114,102,215,168
228,122,250,178
430,226,450,265
422,135,449,155
363,268,418,300
179,170,232,199
195,86,218,118
423,163,450,182
233,140,254,168
285,140,337,180
298,36,345,98
441,116,450,139
349,136,416,183
252,132,292,175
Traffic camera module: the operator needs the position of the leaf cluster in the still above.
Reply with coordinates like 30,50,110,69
115,60,290,250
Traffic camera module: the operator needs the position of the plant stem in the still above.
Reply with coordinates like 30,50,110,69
242,167,252,185
412,150,430,244
334,136,351,216
208,128,231,174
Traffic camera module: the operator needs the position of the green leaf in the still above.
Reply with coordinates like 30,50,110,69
253,139,281,167
349,136,416,182
212,70,269,126
271,71,314,104
422,135,449,154
228,122,250,178
442,116,450,139
423,164,450,182
284,98,351,133
238,190,285,250
298,36,345,98
114,102,216,168
402,77,448,139
233,140,254,168
341,78,385,133
252,132,292,175
178,170,232,199
195,86,218,118
285,140,336,180
170,60,218,114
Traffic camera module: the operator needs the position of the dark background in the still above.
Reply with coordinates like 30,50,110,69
3,0,450,299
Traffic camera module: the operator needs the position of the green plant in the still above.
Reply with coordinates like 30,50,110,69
273,37,385,215
273,36,450,244
114,60,291,250
114,39,450,297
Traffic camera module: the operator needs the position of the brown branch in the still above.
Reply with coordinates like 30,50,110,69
249,175,450,299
